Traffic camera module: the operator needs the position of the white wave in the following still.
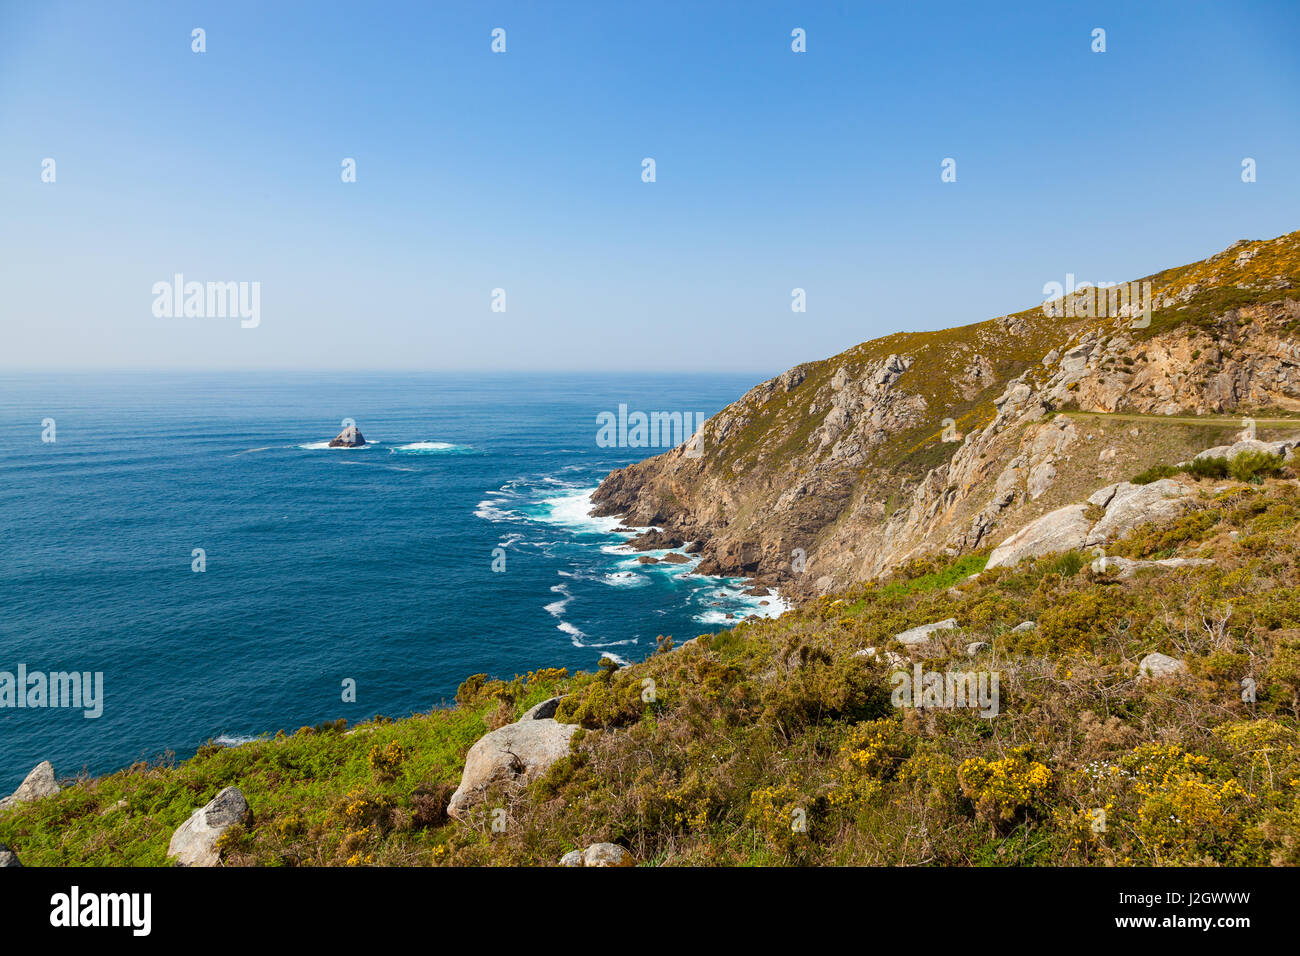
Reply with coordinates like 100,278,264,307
391,440,468,454
535,489,624,535
557,620,587,642
298,440,375,450
604,571,648,587
544,582,573,617
694,609,739,626
690,581,789,625
475,498,514,522
214,733,263,747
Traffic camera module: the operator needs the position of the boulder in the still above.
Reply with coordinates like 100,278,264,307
986,504,1093,568
0,843,20,867
1086,480,1192,545
966,641,990,657
0,761,60,813
660,552,691,564
1195,437,1298,462
559,843,635,867
521,696,563,721
893,618,958,647
166,786,252,867
1011,621,1037,633
448,715,578,819
328,425,365,447
1139,652,1189,681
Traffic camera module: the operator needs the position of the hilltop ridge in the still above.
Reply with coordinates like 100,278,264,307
593,231,1300,596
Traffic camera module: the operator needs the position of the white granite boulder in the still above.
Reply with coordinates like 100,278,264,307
166,786,252,867
447,704,578,820
0,761,60,814
986,504,1094,569
559,843,634,867
892,618,958,647
1139,652,1189,681
1085,480,1192,545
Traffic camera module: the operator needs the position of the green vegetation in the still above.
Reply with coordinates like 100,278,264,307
1134,450,1287,485
6,477,1300,866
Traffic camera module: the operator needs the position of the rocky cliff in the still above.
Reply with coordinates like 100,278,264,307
593,231,1300,597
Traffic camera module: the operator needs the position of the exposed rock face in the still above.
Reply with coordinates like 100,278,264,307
166,786,251,867
329,425,365,447
0,761,60,813
1139,652,1189,680
589,232,1300,598
1086,480,1192,545
448,705,578,819
986,505,1094,569
985,480,1197,570
559,843,635,867
0,843,20,867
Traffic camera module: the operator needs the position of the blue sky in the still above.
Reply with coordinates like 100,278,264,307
2,0,1298,372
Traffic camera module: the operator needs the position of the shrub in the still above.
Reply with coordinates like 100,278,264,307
1228,450,1285,483
829,718,913,807
958,746,1052,824
367,741,409,781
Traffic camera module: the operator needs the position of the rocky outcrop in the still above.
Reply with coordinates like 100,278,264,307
590,232,1300,598
986,505,1094,569
1139,652,1189,680
0,761,60,813
0,843,20,867
558,842,635,867
329,425,365,447
1085,480,1193,544
166,786,252,867
985,479,1195,570
448,701,577,819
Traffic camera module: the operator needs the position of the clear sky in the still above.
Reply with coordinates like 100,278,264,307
2,0,1298,372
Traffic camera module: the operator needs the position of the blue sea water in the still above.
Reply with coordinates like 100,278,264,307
0,370,781,790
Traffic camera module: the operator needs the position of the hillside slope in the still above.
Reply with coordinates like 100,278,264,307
592,231,1300,597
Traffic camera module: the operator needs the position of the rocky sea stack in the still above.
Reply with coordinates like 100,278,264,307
329,424,365,447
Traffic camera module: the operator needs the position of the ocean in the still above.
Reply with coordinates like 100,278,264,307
0,370,782,790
